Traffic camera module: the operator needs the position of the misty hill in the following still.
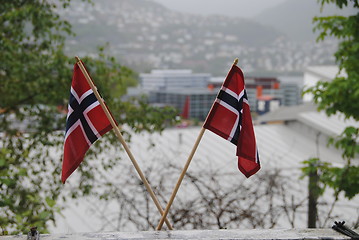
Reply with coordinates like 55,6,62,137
255,0,357,42
60,0,338,75
60,0,283,73
152,0,286,18
63,0,281,47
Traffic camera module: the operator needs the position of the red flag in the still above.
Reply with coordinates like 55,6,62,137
61,63,113,183
203,65,260,177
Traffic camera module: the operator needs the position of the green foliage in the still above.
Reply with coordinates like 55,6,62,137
328,126,359,161
302,158,359,199
301,158,327,197
0,0,178,234
318,0,359,8
303,0,359,199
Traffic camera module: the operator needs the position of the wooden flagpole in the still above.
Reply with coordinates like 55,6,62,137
156,127,205,230
75,56,173,230
156,58,239,230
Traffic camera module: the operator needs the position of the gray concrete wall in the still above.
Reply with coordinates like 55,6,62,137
0,228,352,240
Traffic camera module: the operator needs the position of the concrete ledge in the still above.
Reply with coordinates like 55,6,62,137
0,228,352,240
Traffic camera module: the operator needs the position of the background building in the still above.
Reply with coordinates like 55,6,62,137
151,88,217,120
140,70,210,90
136,69,303,120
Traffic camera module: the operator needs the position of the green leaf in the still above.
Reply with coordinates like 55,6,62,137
45,197,56,208
18,168,27,176
39,211,51,220
0,159,6,167
0,178,16,188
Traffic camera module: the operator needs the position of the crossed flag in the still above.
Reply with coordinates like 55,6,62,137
61,58,260,230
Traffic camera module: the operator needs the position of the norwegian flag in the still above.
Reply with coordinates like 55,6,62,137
204,64,260,178
61,63,113,183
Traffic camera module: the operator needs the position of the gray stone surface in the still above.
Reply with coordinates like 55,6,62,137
0,229,351,240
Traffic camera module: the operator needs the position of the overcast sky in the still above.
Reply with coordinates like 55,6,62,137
151,0,287,18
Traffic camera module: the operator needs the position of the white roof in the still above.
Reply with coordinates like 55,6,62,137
51,119,359,233
298,111,359,137
305,66,346,81
258,103,359,139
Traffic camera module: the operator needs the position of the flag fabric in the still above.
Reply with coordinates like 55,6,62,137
61,63,113,183
203,64,260,178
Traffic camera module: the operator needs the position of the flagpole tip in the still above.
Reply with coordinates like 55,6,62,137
75,56,81,62
233,58,239,65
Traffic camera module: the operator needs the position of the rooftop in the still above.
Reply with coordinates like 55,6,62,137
305,66,346,81
151,87,218,95
140,69,211,78
49,110,359,233
257,103,359,138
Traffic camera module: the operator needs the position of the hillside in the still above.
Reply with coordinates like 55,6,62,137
62,0,280,46
255,0,357,42
60,0,338,75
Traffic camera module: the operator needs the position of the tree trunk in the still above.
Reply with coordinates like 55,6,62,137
308,166,319,228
